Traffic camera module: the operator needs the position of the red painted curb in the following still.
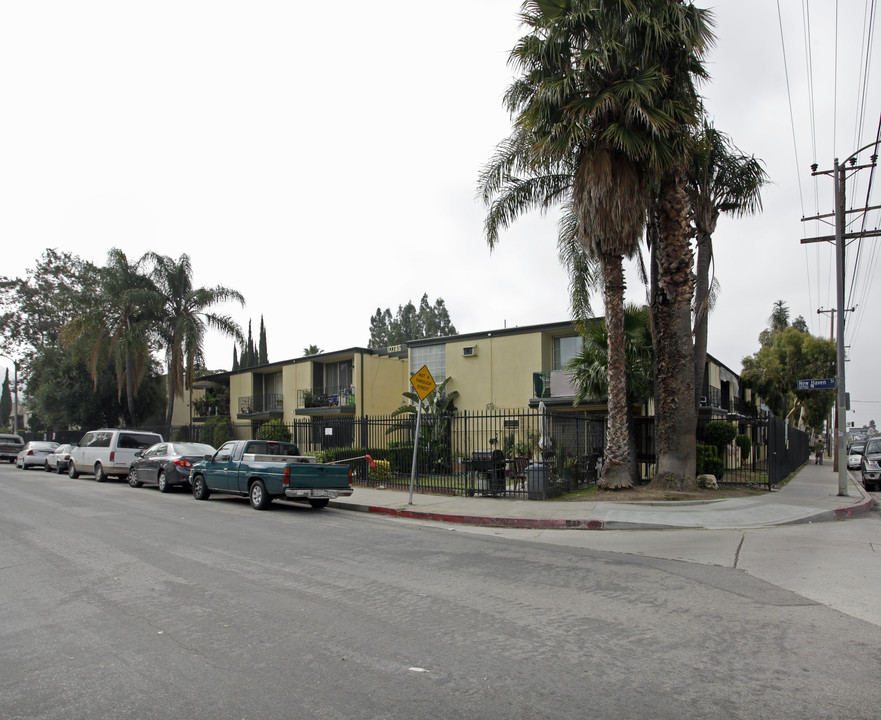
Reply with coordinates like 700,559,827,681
365,505,606,530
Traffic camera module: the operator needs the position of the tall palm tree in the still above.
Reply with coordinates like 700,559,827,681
61,248,158,426
144,253,244,426
480,0,713,489
689,120,767,411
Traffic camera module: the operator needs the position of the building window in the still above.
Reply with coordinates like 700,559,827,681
553,335,582,371
410,344,446,385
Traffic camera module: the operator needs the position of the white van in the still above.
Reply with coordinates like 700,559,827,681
68,429,163,482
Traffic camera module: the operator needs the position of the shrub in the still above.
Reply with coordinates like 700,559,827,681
735,433,752,461
204,417,233,447
696,444,724,480
370,460,391,483
255,419,292,443
703,421,737,452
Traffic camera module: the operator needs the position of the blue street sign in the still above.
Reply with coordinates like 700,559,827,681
797,378,836,391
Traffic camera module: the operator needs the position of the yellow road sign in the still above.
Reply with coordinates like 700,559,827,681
410,365,437,401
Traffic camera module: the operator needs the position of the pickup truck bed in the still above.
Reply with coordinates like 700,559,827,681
190,440,353,511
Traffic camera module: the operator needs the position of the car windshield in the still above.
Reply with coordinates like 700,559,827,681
31,442,59,450
850,445,864,454
865,440,881,454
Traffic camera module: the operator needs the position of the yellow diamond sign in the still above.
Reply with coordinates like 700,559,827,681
410,365,437,401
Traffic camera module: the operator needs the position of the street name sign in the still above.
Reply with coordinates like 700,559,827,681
797,378,836,391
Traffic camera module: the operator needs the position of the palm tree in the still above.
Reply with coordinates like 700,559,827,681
480,0,713,489
61,248,158,426
689,120,767,411
144,253,244,426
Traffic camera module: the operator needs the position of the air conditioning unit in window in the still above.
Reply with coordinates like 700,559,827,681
462,345,478,358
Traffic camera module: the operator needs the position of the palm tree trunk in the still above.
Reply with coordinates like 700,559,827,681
651,169,697,490
598,253,635,489
125,353,138,427
166,369,175,427
693,228,711,413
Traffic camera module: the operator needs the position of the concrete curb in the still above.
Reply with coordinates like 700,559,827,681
328,474,876,531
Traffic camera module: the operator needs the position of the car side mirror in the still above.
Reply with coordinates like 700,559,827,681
204,454,214,461
134,450,143,457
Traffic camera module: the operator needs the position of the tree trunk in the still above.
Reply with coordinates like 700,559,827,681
692,209,717,415
651,169,697,490
598,253,635,489
165,365,176,427
125,353,138,428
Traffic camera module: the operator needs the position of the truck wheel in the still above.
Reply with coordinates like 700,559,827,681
68,462,80,479
94,463,107,483
128,469,143,488
192,475,210,501
158,471,170,493
249,480,271,510
308,499,329,509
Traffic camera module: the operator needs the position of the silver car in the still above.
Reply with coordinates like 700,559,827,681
847,444,865,470
44,444,74,473
16,441,60,469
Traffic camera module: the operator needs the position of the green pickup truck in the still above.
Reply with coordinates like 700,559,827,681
189,439,353,511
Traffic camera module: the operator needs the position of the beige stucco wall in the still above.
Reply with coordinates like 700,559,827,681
360,353,408,415
445,334,543,412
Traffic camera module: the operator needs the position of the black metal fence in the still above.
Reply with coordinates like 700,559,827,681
157,408,809,498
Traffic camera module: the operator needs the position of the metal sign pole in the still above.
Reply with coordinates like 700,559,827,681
408,402,423,505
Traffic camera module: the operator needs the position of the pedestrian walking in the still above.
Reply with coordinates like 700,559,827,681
814,438,825,465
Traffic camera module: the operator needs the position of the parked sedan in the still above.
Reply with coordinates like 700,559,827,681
128,442,216,492
16,441,60,469
847,444,865,470
44,443,74,474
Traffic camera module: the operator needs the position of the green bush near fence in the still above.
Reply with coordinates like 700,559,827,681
204,417,233,448
696,444,724,480
255,419,292,443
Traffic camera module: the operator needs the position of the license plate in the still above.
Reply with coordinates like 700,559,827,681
312,491,333,498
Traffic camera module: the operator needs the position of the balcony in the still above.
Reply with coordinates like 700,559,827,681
192,398,230,421
532,370,581,399
295,386,356,417
237,393,284,420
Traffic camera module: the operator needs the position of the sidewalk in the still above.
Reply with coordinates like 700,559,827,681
329,462,876,530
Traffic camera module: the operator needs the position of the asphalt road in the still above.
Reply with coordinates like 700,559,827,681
1,465,879,720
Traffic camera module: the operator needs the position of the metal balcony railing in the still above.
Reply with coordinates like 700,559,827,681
298,386,356,409
237,393,284,415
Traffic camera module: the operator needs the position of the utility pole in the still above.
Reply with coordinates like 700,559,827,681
802,142,880,496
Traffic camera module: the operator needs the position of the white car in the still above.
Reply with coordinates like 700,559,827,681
16,441,60,469
847,444,865,470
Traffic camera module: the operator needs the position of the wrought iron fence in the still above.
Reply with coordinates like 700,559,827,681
165,408,809,498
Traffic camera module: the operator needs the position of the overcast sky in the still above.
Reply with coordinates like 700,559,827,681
2,1,879,428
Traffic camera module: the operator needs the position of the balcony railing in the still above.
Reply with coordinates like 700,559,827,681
237,393,284,416
298,386,356,409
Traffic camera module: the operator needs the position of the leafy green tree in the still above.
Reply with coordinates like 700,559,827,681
741,325,836,431
368,295,457,348
302,345,322,356
688,121,768,411
61,248,158,426
144,252,244,426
